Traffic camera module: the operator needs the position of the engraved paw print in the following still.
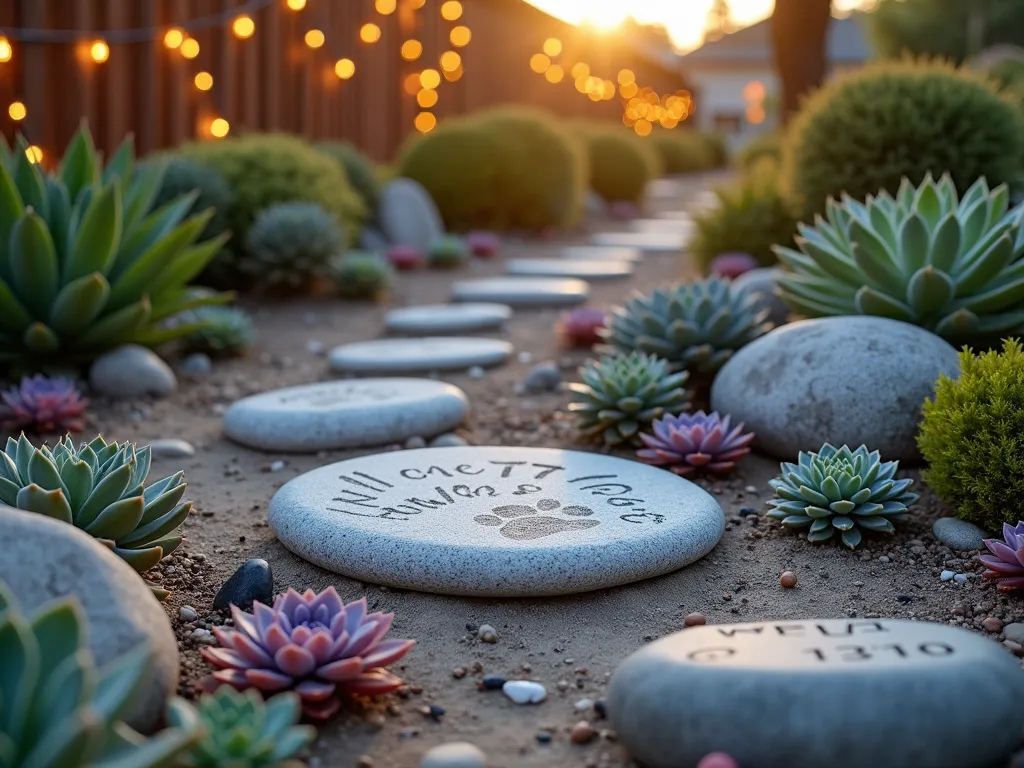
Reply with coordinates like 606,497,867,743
474,498,600,540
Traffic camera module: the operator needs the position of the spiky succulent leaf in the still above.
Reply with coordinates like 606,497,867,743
600,278,771,376
767,443,918,548
1,433,191,598
568,352,691,446
774,173,1024,342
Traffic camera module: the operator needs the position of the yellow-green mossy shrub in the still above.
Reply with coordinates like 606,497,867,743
180,133,365,283
691,160,798,271
697,131,730,168
399,107,586,232
918,338,1024,533
736,131,783,172
580,127,658,203
784,59,1024,220
649,130,712,175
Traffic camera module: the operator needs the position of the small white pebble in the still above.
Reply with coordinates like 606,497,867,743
953,573,968,584
574,698,594,712
269,460,286,472
877,555,890,563
179,606,198,622
306,340,326,355
744,485,757,493
502,680,547,705
477,624,498,643
517,351,533,363
940,570,955,581
189,628,217,645
420,742,486,768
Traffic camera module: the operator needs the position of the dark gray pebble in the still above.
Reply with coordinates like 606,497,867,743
429,705,445,720
739,507,758,516
594,700,607,719
213,558,274,612
535,731,553,744
480,675,506,690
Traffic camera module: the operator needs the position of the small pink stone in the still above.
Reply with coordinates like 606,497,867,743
697,752,740,768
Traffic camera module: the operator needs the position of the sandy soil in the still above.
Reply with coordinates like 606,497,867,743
16,173,1023,768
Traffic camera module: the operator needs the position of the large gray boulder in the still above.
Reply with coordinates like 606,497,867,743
378,178,444,252
0,507,179,733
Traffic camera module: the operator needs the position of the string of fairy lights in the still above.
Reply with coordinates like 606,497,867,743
527,37,695,136
0,0,471,163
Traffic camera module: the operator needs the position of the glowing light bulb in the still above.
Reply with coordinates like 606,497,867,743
25,145,43,164
404,73,423,95
210,118,230,138
0,37,11,63
571,62,589,79
440,1,462,21
450,26,471,47
443,65,463,82
8,101,26,121
634,118,652,137
90,40,110,63
194,71,214,91
335,58,355,79
401,40,422,60
419,68,440,89
414,112,437,133
232,15,255,38
545,64,563,84
617,68,635,86
529,53,549,74
180,38,200,59
163,28,184,49
375,0,397,13
439,51,461,72
286,0,307,9
542,38,561,57
417,89,438,108
360,23,381,43
305,29,325,48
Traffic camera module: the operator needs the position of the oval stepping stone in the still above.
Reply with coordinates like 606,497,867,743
505,258,633,280
329,337,512,374
452,277,589,308
608,618,1024,768
268,446,725,596
223,379,469,452
591,231,685,252
631,218,694,235
562,245,642,263
385,303,512,335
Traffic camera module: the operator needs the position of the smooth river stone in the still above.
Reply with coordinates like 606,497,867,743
505,258,633,280
591,231,685,252
223,379,469,452
329,337,512,374
562,245,642,263
385,303,513,335
268,446,725,597
451,277,589,308
608,618,1024,768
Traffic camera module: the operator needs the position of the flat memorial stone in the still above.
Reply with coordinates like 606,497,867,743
591,231,685,253
268,447,725,596
385,303,512,335
562,245,642,263
329,338,512,374
451,277,589,308
505,258,633,280
608,618,1024,768
223,379,469,452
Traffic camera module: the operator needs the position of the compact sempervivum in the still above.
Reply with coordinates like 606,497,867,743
708,252,758,279
637,411,754,476
201,587,415,719
387,244,423,272
980,521,1024,592
0,375,88,433
556,308,607,348
466,231,500,258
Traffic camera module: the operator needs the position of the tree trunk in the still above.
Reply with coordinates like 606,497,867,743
770,0,833,125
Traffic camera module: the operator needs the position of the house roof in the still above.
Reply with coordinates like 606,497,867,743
682,15,871,66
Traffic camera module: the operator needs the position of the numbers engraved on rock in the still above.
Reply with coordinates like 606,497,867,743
802,643,956,663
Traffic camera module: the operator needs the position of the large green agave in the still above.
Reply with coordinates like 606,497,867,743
0,434,191,598
773,173,1024,341
599,278,772,376
766,443,919,549
0,580,198,767
0,125,230,368
166,688,315,768
567,351,691,446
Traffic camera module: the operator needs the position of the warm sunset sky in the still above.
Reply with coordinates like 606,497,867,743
527,0,877,51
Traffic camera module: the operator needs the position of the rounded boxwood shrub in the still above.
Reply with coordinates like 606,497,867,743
180,132,365,252
736,131,782,172
697,131,730,168
784,60,1024,220
650,131,714,175
580,127,658,203
245,201,344,293
918,338,1024,533
317,141,382,221
399,107,585,232
691,161,798,272
146,155,233,242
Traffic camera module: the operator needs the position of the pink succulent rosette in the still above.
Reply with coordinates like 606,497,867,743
0,375,88,433
708,252,759,279
387,244,424,272
980,521,1024,592
557,308,608,348
466,231,500,258
637,410,754,476
200,587,415,719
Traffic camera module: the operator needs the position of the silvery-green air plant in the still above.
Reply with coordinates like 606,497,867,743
329,250,394,301
0,125,230,369
426,235,469,269
0,433,192,599
244,201,343,293
567,351,691,446
773,173,1024,342
0,579,198,767
766,443,918,549
166,688,315,768
600,277,772,377
178,305,255,357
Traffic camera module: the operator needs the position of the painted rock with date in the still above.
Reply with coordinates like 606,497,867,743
608,618,1024,768
268,446,724,597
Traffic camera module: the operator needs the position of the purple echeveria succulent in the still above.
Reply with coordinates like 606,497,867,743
980,521,1024,592
557,308,608,348
200,587,415,719
466,231,500,258
0,375,88,433
708,252,759,279
387,244,423,272
637,410,754,476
